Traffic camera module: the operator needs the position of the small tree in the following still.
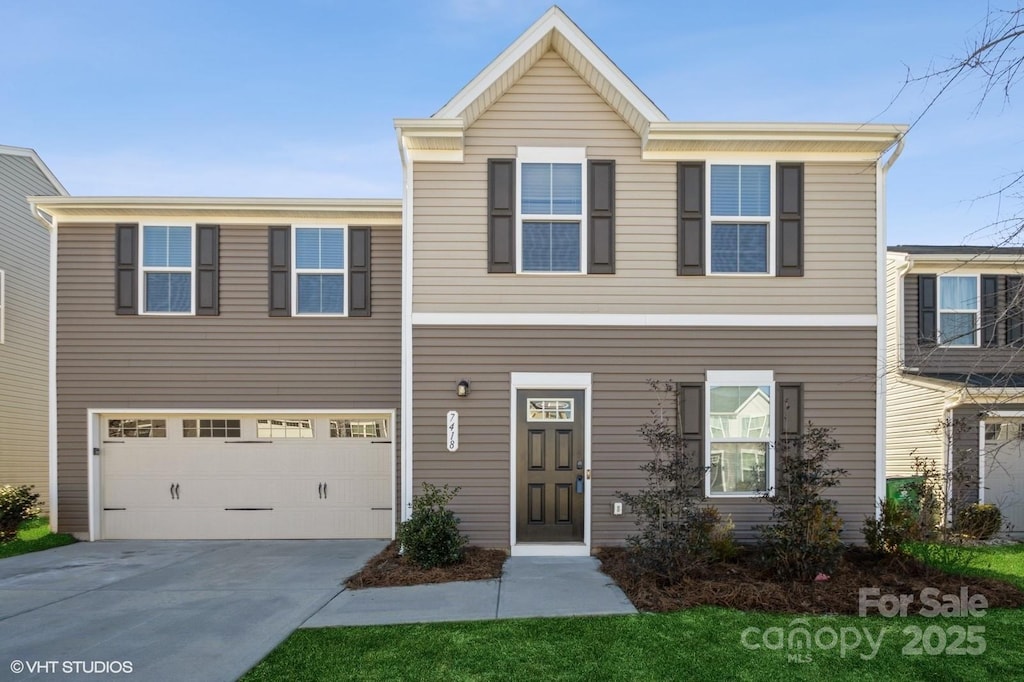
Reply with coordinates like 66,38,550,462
617,381,725,581
398,483,467,569
757,424,847,582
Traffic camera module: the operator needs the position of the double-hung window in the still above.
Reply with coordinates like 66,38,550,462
938,275,980,346
709,164,772,274
706,370,774,496
518,148,585,273
141,225,194,314
294,227,346,315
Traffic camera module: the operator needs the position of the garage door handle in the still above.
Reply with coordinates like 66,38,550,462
318,483,323,499
323,482,328,499
170,483,180,500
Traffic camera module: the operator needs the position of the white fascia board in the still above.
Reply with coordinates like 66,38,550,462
0,145,68,196
434,7,665,125
642,150,886,163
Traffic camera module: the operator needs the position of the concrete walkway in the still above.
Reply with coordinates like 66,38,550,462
304,556,637,627
0,542,635,682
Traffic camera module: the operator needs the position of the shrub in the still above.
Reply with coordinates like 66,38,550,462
955,503,1003,540
863,498,918,554
0,484,41,542
688,507,738,562
757,424,848,581
397,483,467,569
618,381,715,582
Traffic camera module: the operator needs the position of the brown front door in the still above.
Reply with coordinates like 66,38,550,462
516,389,585,543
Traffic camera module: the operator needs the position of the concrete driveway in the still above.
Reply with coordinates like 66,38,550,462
0,540,386,682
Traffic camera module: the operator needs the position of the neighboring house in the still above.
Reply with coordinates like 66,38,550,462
886,246,1024,537
0,145,66,515
32,8,906,548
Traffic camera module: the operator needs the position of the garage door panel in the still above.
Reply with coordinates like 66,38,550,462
100,414,394,540
985,420,1024,538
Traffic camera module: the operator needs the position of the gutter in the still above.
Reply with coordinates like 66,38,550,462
395,124,414,525
874,134,905,516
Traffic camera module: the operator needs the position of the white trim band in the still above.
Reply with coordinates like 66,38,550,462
412,313,877,327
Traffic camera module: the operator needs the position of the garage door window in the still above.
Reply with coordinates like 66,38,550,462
330,418,388,438
183,419,241,438
257,418,314,438
108,419,167,438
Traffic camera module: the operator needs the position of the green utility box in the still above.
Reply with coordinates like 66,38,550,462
886,477,923,507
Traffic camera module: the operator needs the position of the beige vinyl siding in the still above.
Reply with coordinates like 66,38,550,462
904,272,1024,374
0,154,60,511
885,376,947,479
412,51,878,315
56,224,401,533
412,326,877,547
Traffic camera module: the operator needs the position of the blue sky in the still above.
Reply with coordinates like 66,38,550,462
2,0,1019,246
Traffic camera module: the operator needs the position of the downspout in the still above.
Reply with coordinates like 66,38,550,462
875,136,905,516
395,128,414,524
29,202,59,533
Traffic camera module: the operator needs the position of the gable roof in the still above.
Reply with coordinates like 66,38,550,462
0,144,68,196
434,6,666,135
396,7,906,161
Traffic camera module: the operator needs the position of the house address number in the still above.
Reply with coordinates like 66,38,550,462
446,411,458,452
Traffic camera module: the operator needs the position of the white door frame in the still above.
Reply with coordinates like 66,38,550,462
509,372,592,556
87,408,397,541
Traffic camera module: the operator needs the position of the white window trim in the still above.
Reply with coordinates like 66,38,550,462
706,161,776,277
705,369,775,498
139,223,196,316
937,274,980,348
515,147,588,275
0,269,5,344
292,225,348,317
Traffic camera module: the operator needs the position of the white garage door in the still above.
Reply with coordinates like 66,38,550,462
99,414,393,540
984,419,1024,538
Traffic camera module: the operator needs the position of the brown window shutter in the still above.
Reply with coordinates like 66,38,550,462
676,382,704,463
587,159,615,274
981,275,999,346
776,163,804,277
1006,276,1023,345
918,275,937,345
677,162,705,276
776,383,804,444
488,159,516,273
115,223,138,315
196,224,220,316
268,226,290,317
348,227,371,317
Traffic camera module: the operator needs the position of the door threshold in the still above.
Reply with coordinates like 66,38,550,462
511,542,589,557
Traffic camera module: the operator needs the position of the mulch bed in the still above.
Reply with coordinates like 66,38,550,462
598,546,1024,615
345,541,507,589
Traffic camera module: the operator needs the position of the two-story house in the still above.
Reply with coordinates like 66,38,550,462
32,8,905,549
886,246,1024,537
0,144,66,515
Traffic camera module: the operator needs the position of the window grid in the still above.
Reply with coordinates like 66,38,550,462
329,418,388,438
937,275,980,347
526,398,574,422
141,225,194,314
708,164,773,275
108,418,167,438
257,418,314,438
293,226,346,316
707,379,773,497
517,150,586,274
183,419,241,438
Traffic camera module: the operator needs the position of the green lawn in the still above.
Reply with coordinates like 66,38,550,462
243,608,1023,682
0,518,76,559
905,542,1024,590
243,544,1024,682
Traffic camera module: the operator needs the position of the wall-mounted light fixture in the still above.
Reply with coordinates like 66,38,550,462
456,379,471,397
